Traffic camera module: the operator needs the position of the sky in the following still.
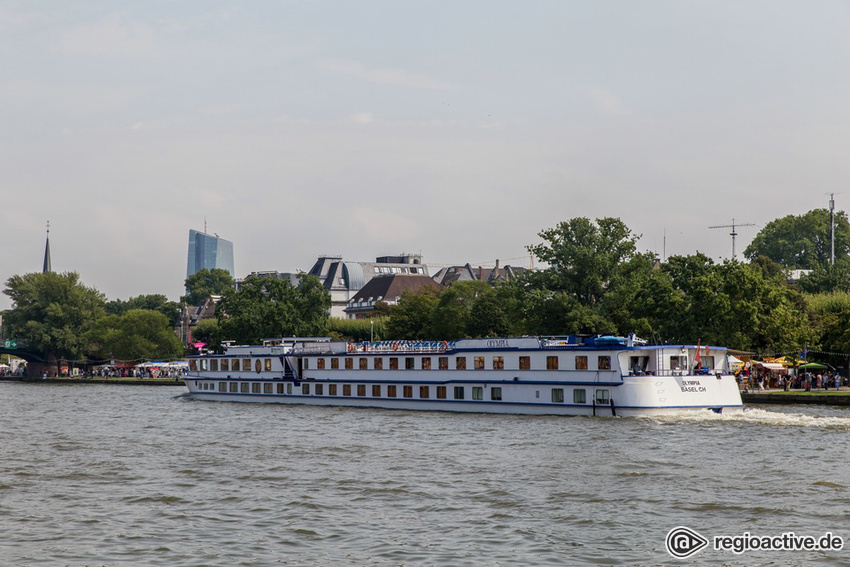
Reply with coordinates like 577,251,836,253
2,1,850,309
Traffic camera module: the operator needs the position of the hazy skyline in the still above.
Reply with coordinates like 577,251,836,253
2,1,849,309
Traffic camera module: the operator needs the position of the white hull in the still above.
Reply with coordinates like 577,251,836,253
184,336,744,417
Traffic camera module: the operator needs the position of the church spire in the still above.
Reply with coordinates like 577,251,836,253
42,220,51,273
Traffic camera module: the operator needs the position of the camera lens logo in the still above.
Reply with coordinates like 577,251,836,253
666,526,709,558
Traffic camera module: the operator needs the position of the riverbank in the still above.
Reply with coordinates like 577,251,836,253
0,377,184,386
742,388,850,407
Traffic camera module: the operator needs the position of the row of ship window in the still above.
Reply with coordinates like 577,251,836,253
190,358,273,372
309,355,613,371
194,380,612,404
190,355,615,372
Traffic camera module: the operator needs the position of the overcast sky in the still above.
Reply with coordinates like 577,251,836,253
2,1,849,309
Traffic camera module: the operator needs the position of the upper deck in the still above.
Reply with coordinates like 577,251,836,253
188,335,730,378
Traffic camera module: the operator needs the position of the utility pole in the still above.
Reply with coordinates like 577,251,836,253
829,193,836,265
708,219,757,260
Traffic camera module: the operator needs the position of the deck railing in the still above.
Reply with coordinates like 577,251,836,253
343,341,456,354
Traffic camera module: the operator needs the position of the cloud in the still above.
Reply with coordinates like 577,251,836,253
349,112,375,124
347,207,420,241
589,86,626,115
321,59,457,90
58,15,157,59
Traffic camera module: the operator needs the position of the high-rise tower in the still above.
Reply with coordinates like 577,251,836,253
186,229,235,278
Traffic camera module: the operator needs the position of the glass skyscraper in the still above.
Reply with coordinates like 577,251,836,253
187,229,235,278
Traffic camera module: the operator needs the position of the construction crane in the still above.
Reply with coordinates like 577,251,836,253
708,218,756,260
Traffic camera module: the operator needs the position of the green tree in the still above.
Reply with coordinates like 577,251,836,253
467,290,510,338
216,274,330,344
430,281,492,339
640,254,813,351
189,318,222,352
3,272,107,370
85,309,184,361
744,209,850,269
527,217,640,305
519,217,644,335
385,287,441,340
107,294,182,327
183,268,234,305
798,257,850,294
807,292,850,363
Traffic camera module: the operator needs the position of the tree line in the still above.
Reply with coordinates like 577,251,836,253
3,209,850,373
382,211,850,367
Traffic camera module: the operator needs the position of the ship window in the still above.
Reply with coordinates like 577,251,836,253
286,383,292,395
474,356,485,370
200,359,208,371
315,383,324,395
189,359,198,371
221,359,229,371
357,384,366,396
439,357,449,370
404,385,413,398
703,356,715,369
437,386,447,399
630,356,648,375
317,358,326,370
343,384,351,396
345,358,353,369
551,388,564,403
670,356,686,371
419,386,429,398
240,382,249,393
454,386,465,400
598,356,611,370
422,357,432,370
360,358,368,370
331,358,339,369
389,357,399,370
388,385,397,397
255,359,262,373
251,383,260,394
303,359,309,370
302,383,310,395
405,357,415,370
265,359,272,371
472,386,483,400
493,356,504,370
210,359,219,371
230,382,238,393
277,384,284,394
219,382,227,392
264,383,273,394
574,389,586,403
372,384,381,397
374,358,383,370
546,356,559,370
519,356,531,370
329,384,337,396
491,387,502,401
596,389,610,404
456,357,467,370
575,356,588,370
241,359,250,371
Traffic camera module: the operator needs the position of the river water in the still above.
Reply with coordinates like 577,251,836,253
1,382,848,566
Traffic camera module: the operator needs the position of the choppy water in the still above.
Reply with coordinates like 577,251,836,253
1,382,848,566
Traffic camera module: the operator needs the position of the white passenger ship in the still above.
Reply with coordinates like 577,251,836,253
183,335,744,416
